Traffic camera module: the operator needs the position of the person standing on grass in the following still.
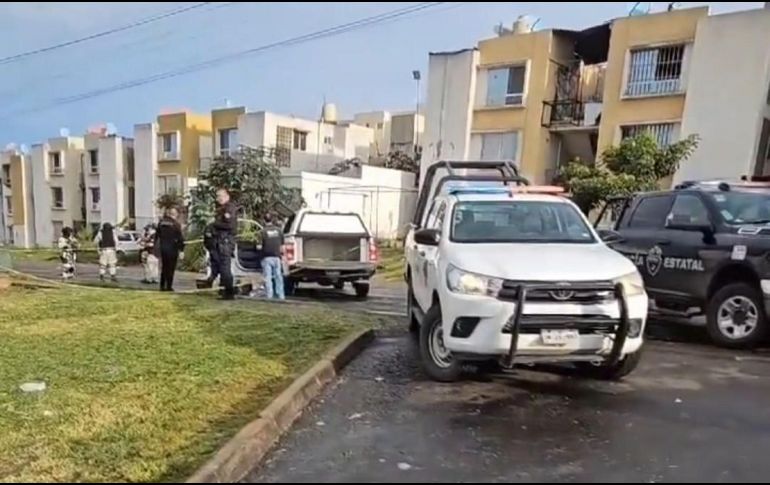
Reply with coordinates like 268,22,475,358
139,224,159,284
260,213,285,300
94,222,118,282
155,207,185,292
57,227,78,280
212,188,237,300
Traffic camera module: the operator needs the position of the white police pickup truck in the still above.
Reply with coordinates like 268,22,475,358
405,162,648,382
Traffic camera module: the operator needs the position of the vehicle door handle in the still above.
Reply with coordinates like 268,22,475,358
656,239,671,246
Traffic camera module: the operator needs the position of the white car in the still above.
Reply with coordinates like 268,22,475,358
405,182,648,382
116,230,141,255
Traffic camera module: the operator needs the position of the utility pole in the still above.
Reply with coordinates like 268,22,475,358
412,70,421,157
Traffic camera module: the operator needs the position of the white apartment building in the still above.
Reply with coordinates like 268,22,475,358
1,148,36,247
352,110,424,161
83,132,135,232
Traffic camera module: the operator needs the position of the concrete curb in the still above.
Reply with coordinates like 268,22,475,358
186,328,375,483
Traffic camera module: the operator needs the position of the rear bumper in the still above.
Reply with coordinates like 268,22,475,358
288,262,376,282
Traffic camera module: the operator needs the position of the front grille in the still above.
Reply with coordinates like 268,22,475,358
502,314,618,334
498,280,615,304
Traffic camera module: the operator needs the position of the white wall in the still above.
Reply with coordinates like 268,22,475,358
676,8,770,184
287,165,417,239
99,136,126,226
134,123,158,229
83,134,101,226
30,144,52,245
421,48,479,185
353,111,391,157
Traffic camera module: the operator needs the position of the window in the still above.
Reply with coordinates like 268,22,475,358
486,65,526,106
293,130,308,151
426,201,447,230
1,164,9,187
621,123,679,146
471,132,519,161
667,194,710,226
159,133,178,159
51,187,64,209
709,190,770,225
626,44,685,97
276,126,293,168
88,150,99,174
157,174,181,195
219,128,237,156
451,201,595,244
90,187,100,210
4,196,11,216
323,136,333,146
628,195,673,229
49,152,63,175
376,122,384,130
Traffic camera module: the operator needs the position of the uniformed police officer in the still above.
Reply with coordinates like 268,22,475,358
212,188,238,299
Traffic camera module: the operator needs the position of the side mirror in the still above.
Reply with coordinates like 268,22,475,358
666,216,714,235
598,229,624,244
414,228,441,246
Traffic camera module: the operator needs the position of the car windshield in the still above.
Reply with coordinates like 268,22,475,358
708,190,770,225
451,200,596,243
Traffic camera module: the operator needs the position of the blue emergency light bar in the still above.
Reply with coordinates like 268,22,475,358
445,185,511,196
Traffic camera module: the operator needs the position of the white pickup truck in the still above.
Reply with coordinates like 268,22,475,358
199,209,378,298
405,161,648,382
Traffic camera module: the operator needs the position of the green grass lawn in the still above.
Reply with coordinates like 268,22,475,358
377,245,405,283
0,286,363,482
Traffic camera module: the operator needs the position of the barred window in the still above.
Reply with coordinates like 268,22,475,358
621,123,679,146
275,126,293,168
626,45,685,97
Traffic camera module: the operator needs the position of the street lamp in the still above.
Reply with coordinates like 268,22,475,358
412,70,421,155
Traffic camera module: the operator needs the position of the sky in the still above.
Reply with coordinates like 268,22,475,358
0,1,763,147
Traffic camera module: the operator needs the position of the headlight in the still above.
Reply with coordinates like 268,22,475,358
446,264,503,297
614,271,645,297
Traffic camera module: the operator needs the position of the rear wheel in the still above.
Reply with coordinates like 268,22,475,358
353,282,370,298
284,278,297,297
707,282,768,348
419,305,463,382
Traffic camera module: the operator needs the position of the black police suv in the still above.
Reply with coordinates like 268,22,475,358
595,180,770,348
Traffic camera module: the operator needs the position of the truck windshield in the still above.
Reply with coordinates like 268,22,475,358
451,200,596,243
709,190,770,225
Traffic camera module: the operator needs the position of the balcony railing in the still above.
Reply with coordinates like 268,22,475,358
541,100,585,128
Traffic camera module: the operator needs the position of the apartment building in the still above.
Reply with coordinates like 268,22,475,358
422,5,770,186
83,131,135,232
1,148,35,247
221,106,374,175
352,110,424,161
134,111,212,228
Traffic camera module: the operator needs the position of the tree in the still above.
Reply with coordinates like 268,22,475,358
189,146,303,231
384,150,419,173
561,133,699,213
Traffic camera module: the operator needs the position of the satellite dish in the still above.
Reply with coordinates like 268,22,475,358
59,127,70,137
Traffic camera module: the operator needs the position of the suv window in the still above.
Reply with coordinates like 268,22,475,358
628,195,673,229
429,202,446,230
668,194,710,226
425,200,445,229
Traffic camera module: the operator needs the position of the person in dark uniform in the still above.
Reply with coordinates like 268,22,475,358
212,188,238,299
155,207,185,292
260,213,285,299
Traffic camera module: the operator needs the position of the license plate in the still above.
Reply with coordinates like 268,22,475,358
541,329,579,346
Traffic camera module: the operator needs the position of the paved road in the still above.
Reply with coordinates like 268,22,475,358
250,334,770,483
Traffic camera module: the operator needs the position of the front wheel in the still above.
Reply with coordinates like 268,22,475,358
707,282,768,348
419,305,463,382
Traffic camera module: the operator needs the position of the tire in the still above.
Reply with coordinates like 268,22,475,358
334,281,345,291
419,305,463,382
706,282,768,348
407,281,419,333
284,278,297,297
576,347,643,381
353,282,370,298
